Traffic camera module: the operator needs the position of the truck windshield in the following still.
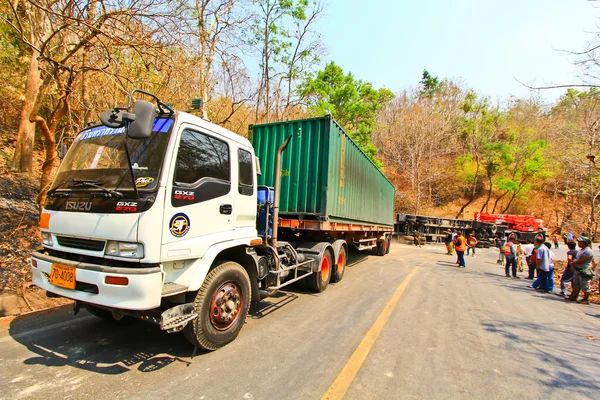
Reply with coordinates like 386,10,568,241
51,118,174,193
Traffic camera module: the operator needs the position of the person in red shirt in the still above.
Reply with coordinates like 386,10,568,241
466,232,478,257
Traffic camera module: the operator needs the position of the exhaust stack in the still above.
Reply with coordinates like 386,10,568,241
271,135,292,249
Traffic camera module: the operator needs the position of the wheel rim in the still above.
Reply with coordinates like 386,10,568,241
209,281,243,331
320,255,331,282
337,251,345,275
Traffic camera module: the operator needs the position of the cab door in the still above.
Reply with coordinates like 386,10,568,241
161,125,235,258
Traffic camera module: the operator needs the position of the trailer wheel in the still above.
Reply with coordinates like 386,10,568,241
307,250,332,292
385,236,391,254
376,240,386,256
85,304,117,321
184,261,251,351
331,246,347,283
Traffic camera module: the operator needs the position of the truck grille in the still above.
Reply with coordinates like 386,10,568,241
56,236,105,252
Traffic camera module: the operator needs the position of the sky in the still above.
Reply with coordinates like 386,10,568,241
317,0,600,104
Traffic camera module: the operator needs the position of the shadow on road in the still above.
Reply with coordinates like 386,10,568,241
9,313,197,375
8,253,376,376
481,318,600,396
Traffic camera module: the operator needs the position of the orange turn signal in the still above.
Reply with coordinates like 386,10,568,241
105,276,129,286
39,213,50,229
31,259,38,268
250,238,263,246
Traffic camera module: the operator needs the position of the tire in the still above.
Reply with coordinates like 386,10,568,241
306,250,333,293
85,304,117,321
385,236,391,254
184,261,251,351
376,240,385,256
331,246,347,283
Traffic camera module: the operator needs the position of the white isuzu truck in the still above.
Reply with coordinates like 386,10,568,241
31,90,394,350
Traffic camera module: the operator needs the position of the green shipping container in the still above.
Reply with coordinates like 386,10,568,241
251,116,395,227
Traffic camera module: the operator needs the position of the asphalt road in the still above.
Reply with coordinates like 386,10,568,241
1,243,599,400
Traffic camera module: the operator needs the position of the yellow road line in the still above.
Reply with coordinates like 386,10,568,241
322,265,421,400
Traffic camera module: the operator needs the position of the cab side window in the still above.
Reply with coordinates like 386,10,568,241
238,148,254,196
174,129,230,185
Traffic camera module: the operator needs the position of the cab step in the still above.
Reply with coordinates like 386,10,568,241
161,283,188,296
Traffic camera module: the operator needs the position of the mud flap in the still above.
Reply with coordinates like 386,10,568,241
161,303,198,333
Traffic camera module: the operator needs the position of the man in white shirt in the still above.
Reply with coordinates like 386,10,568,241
522,239,535,279
535,237,551,293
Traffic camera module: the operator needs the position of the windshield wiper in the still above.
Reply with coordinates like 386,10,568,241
47,179,74,197
47,178,122,198
71,179,123,198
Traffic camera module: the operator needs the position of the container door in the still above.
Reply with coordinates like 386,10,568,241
161,125,235,256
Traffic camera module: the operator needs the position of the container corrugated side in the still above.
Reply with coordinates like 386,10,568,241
251,116,395,227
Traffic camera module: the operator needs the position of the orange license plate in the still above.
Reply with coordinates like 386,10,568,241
49,263,76,289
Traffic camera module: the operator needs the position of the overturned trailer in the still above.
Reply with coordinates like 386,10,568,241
395,214,498,247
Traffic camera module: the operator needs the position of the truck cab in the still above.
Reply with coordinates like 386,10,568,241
32,94,266,349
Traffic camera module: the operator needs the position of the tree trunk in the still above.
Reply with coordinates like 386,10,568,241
33,73,72,212
491,191,508,213
11,47,42,173
455,159,480,219
480,176,493,212
34,115,60,212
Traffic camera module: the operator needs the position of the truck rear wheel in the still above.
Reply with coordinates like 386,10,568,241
385,236,391,254
331,246,347,283
184,261,251,351
307,250,332,292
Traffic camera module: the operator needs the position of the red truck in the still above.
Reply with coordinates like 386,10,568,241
474,212,546,241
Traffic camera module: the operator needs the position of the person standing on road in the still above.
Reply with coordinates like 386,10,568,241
522,239,535,279
535,236,551,293
559,241,578,297
504,235,519,278
567,236,595,304
466,231,478,257
497,237,506,265
413,230,422,248
454,232,467,268
444,229,454,255
552,236,559,249
567,231,573,243
544,242,556,291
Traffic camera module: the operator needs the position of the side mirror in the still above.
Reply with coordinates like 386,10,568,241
58,143,68,159
128,100,155,139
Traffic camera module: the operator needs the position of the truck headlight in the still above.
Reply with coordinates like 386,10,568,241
41,231,53,246
105,241,144,259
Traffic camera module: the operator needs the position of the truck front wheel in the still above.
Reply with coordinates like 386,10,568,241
184,261,251,351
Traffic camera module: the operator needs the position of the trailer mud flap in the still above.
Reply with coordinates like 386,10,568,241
160,303,198,333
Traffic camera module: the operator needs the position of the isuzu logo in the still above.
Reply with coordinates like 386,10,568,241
65,201,91,211
116,201,138,212
174,190,195,201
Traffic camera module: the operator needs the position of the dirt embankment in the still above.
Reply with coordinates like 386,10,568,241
0,137,71,316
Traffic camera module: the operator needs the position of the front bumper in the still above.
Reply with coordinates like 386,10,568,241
31,251,163,310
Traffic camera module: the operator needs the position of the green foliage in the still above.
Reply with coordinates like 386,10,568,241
419,69,441,98
300,62,394,167
497,140,551,203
